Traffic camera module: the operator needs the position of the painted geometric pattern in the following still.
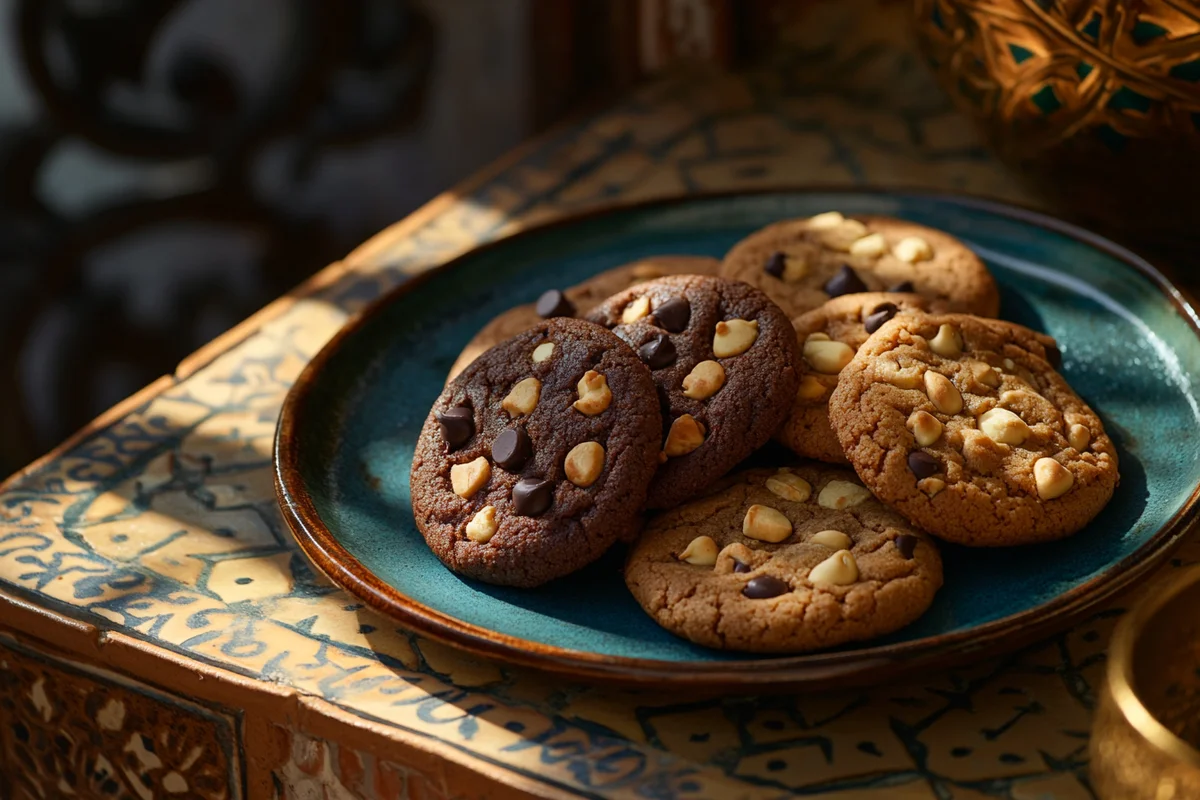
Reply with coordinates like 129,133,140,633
0,1,1195,798
916,0,1200,154
0,635,241,800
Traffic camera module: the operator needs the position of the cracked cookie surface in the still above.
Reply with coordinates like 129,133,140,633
719,212,1000,319
412,318,662,587
624,465,943,653
782,292,939,464
446,255,719,382
828,313,1117,546
586,275,800,509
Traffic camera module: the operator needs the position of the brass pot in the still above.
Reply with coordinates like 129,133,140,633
1090,564,1200,799
914,0,1200,244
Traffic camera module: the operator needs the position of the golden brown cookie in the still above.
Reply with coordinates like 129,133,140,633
411,318,662,587
446,255,719,382
828,313,1116,546
781,292,940,464
585,275,800,509
719,212,1000,320
624,465,943,653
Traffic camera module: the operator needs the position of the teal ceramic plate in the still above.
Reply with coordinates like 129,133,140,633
276,190,1200,689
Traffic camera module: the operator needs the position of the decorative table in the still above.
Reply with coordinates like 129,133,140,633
1,4,1196,798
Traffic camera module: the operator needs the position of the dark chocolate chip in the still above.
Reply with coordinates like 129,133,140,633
1045,342,1063,369
654,297,691,333
743,575,790,599
823,264,868,297
492,428,532,472
895,534,918,559
907,451,940,480
764,251,786,278
864,302,899,334
888,280,915,293
639,334,677,369
536,289,575,318
436,406,473,450
733,559,752,574
512,477,553,516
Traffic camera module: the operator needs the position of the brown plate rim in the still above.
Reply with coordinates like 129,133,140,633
275,186,1200,690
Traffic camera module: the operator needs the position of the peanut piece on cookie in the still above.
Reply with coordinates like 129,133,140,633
908,410,943,446
742,504,792,543
564,442,605,487
681,360,725,400
465,506,498,543
766,471,812,502
1034,457,1074,500
803,339,855,375
664,414,706,457
532,342,555,363
573,370,612,416
503,377,541,416
451,457,491,499
924,371,963,415
817,480,871,509
621,296,651,324
893,236,933,263
810,529,852,549
809,550,859,585
713,319,759,357
678,535,718,566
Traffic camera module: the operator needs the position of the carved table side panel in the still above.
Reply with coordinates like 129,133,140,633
0,633,243,800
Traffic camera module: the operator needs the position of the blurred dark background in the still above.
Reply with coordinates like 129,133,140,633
0,0,758,475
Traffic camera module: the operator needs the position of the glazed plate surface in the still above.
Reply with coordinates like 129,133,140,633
276,190,1200,688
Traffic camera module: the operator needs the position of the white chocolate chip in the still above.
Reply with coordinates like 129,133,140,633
908,410,943,446
465,506,498,542
969,360,1001,389
807,211,845,229
929,324,962,358
502,377,542,416
765,471,812,502
679,535,719,566
849,232,887,258
803,339,855,375
919,477,946,497
810,529,852,550
564,441,605,487
783,254,808,281
742,504,793,543
893,236,933,263
796,375,826,400
681,360,726,400
1068,424,1091,451
819,219,870,251
818,480,872,510
713,319,759,357
809,550,859,586
1034,457,1074,500
621,296,651,324
450,457,491,499
573,370,612,416
924,371,963,415
532,342,555,363
878,358,924,389
663,414,706,457
978,407,1030,445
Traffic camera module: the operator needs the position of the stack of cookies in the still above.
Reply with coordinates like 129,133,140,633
411,212,1120,654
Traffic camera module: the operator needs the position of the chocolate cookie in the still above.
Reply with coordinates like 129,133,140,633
828,313,1116,546
411,318,662,587
781,292,939,464
446,256,719,382
625,465,943,653
585,275,800,509
719,212,1000,319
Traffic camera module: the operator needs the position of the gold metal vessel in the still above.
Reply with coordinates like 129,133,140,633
1090,564,1200,799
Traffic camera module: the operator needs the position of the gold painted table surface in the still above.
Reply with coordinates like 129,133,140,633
1,4,1197,799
